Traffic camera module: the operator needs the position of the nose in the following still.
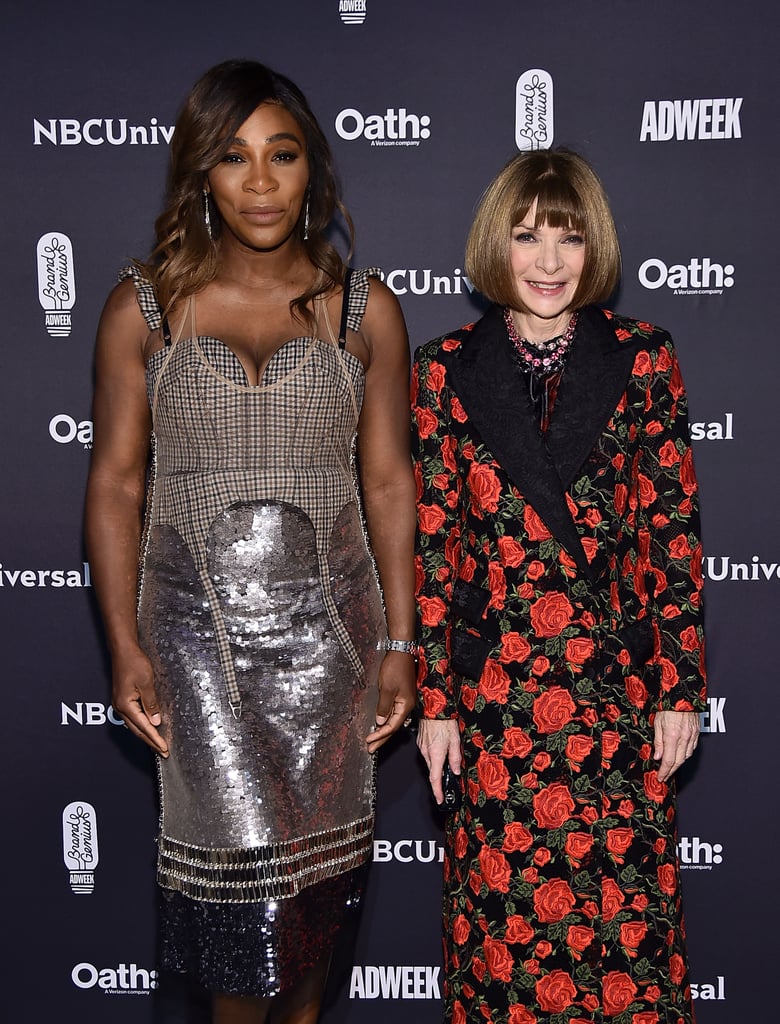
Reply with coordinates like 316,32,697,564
244,161,278,194
536,239,563,275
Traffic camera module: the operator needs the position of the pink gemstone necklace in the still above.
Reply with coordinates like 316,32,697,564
503,308,579,375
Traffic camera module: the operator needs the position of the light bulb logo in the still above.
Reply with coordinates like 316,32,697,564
37,232,76,337
62,801,99,894
516,70,554,151
338,1,367,25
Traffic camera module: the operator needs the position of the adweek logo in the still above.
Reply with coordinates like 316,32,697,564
338,0,367,24
640,98,742,142
62,802,99,894
37,232,75,337
0,561,91,588
33,118,174,146
72,962,158,995
638,257,734,296
699,696,726,734
677,836,723,870
349,966,440,1000
704,556,780,582
516,69,553,151
49,413,93,448
335,107,430,147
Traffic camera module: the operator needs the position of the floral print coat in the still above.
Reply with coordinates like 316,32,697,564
412,304,706,1024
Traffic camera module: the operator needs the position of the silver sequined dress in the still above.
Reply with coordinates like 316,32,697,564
121,266,385,996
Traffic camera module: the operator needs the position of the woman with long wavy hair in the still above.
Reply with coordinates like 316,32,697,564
85,59,416,1024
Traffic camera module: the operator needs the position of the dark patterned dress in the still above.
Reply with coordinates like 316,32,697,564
412,305,706,1024
122,266,385,996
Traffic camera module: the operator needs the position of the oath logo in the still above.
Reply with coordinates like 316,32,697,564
49,413,93,448
37,233,75,337
677,836,723,870
383,268,475,297
640,98,742,142
61,702,125,727
0,561,91,588
638,257,734,296
691,976,726,1001
334,107,431,147
338,0,367,23
33,117,174,146
71,962,158,995
349,966,441,999
699,696,726,734
373,840,444,863
515,69,554,151
705,556,780,582
62,802,99,894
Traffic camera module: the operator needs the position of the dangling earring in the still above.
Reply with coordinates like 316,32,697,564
203,189,212,240
303,198,310,241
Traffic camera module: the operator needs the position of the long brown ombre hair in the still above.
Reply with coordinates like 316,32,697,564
139,59,353,326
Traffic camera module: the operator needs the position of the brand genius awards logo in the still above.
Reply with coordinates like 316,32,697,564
515,69,553,151
338,0,367,24
37,232,75,337
62,801,99,894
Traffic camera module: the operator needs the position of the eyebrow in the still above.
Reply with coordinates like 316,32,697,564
231,132,303,147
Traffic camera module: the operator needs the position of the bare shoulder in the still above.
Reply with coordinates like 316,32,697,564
361,275,408,352
96,279,151,356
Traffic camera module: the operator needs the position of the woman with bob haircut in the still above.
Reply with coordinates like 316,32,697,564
85,59,416,1023
413,148,706,1023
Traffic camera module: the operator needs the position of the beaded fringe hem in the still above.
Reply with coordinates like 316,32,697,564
158,814,374,903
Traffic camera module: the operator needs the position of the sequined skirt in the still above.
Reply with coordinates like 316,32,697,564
137,499,383,993
158,867,365,997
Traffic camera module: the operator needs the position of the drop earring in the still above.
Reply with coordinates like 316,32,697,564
203,189,212,240
303,198,310,241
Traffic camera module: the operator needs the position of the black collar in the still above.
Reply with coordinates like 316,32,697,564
441,305,639,580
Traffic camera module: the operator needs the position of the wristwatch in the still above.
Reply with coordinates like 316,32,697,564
377,638,420,657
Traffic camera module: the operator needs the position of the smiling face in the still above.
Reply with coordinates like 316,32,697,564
508,199,586,341
206,102,309,253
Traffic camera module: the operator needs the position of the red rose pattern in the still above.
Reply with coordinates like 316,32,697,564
414,319,703,1021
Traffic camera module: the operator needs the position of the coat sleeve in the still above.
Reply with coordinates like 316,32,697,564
636,335,707,712
411,344,462,719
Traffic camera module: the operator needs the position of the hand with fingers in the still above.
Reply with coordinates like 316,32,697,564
365,651,418,753
653,709,699,782
417,718,462,805
112,646,169,757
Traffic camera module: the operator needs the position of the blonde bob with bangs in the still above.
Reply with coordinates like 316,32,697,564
465,149,621,312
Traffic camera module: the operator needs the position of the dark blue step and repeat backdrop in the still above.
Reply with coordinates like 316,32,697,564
3,2,778,1020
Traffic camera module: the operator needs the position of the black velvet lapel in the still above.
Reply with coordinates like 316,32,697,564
443,305,638,582
546,306,639,488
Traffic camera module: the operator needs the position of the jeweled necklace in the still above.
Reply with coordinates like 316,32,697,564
504,308,578,375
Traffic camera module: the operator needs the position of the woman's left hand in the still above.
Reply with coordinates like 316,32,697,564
653,709,700,782
366,651,418,753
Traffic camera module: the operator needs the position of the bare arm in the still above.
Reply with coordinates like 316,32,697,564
357,279,417,752
84,280,167,755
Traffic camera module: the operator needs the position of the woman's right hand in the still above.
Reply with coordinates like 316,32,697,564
417,718,461,805
113,647,168,757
